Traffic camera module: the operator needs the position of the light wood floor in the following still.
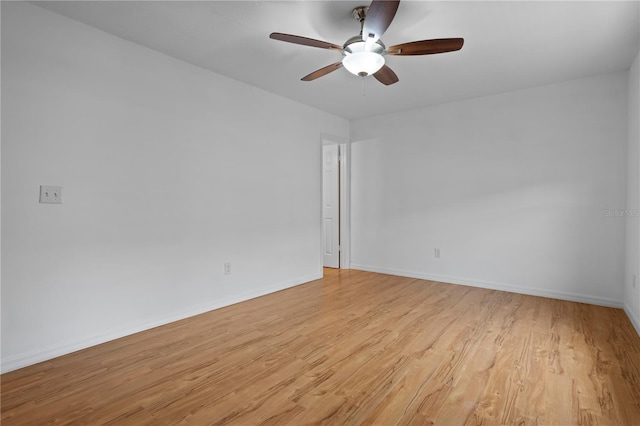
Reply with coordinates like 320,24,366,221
2,269,640,425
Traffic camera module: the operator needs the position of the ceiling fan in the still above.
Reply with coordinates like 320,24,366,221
269,0,464,85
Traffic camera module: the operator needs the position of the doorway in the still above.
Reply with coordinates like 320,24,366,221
322,136,349,269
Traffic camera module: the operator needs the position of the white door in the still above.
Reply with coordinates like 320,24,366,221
323,144,340,268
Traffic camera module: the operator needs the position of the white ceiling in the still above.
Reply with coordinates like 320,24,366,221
32,1,640,120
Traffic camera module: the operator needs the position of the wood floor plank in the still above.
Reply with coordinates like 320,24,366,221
2,269,640,425
359,351,444,424
429,345,497,424
545,372,575,425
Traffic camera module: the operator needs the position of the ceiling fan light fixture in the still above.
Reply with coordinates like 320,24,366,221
270,0,463,85
342,51,385,76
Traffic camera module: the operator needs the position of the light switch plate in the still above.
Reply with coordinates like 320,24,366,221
39,185,62,204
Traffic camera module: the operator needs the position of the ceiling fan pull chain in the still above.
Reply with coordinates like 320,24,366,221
362,76,366,97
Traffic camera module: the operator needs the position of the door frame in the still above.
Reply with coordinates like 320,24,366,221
321,133,350,269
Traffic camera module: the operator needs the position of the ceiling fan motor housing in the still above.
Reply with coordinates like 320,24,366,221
342,35,386,76
343,35,385,55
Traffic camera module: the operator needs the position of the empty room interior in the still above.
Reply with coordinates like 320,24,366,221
2,0,640,424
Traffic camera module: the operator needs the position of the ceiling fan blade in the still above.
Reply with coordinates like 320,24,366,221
387,38,464,56
301,62,343,81
373,65,399,86
362,0,400,42
270,33,342,51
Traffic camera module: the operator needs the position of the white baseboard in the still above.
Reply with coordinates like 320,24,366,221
350,264,624,309
624,302,640,336
1,273,321,374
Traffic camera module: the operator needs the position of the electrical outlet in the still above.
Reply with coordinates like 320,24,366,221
39,185,62,204
434,248,441,259
224,262,231,275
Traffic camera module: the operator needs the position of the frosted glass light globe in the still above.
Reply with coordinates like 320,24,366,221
342,51,385,76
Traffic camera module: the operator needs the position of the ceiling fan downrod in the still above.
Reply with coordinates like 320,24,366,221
352,6,369,36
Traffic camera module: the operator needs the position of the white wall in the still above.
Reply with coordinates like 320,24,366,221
351,72,628,306
625,50,640,333
1,2,349,372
